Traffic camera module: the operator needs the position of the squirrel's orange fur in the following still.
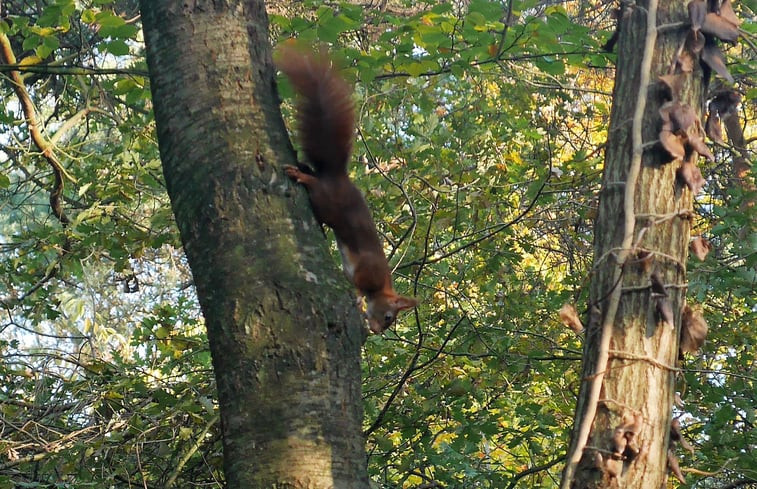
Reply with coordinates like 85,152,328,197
279,46,417,333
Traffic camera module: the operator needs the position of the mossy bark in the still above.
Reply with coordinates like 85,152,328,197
140,2,369,487
564,0,705,487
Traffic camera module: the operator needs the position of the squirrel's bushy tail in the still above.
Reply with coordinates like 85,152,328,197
277,45,355,175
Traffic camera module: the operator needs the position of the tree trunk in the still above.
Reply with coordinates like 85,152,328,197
139,2,369,488
561,0,705,487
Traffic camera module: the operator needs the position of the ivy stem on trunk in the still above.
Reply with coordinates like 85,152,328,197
560,0,659,486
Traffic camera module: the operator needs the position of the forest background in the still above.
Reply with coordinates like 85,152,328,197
0,0,754,487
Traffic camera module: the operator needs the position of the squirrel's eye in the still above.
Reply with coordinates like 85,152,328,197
384,312,394,327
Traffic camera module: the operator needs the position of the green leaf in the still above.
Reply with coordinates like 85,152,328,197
95,10,125,27
22,34,41,51
535,55,566,75
81,9,96,24
36,35,59,59
104,40,130,56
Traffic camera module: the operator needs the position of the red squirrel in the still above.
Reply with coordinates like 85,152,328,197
278,46,418,333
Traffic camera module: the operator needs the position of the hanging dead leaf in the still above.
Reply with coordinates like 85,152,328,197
650,272,667,296
686,29,706,54
676,159,706,194
606,456,623,477
660,101,673,125
623,413,643,441
677,50,697,73
679,434,695,455
705,111,723,142
670,419,696,455
559,303,584,333
680,304,708,353
660,130,686,161
702,43,735,82
668,450,686,483
688,133,715,161
701,12,740,42
690,236,712,260
710,90,741,117
624,439,640,461
635,249,653,273
675,105,698,133
670,418,683,442
688,0,707,32
674,392,685,408
592,450,604,468
659,74,684,100
661,101,697,133
717,0,742,27
612,426,628,457
656,297,675,328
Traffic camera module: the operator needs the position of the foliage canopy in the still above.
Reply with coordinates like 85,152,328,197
0,0,754,487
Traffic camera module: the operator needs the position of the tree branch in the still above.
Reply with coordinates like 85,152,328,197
0,33,75,225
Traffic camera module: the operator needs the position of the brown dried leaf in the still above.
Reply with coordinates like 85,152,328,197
710,90,741,117
606,456,623,478
623,413,643,440
670,418,683,442
672,104,698,133
702,12,740,42
624,440,640,461
671,419,696,455
690,236,712,260
635,250,654,273
668,450,686,483
686,29,706,54
661,129,686,161
718,0,742,27
656,297,675,328
705,111,723,142
650,272,668,296
592,450,604,468
679,435,695,455
681,304,708,353
688,0,707,30
676,159,706,194
559,303,584,333
659,75,683,100
660,102,672,129
674,392,685,408
702,43,735,82
612,426,628,456
688,133,715,161
678,50,696,73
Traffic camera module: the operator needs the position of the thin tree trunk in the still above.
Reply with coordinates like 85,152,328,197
561,0,705,487
140,2,369,487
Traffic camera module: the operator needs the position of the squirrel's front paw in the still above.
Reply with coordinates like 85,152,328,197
284,165,302,181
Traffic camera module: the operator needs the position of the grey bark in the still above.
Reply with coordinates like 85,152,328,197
562,0,706,487
140,2,369,487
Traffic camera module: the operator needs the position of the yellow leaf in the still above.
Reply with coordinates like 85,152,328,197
18,55,42,66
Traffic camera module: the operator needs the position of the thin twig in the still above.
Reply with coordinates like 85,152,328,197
165,415,219,488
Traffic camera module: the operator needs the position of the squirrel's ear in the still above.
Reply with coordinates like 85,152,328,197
393,296,418,311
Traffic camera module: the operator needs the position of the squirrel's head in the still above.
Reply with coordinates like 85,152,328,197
366,292,418,334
